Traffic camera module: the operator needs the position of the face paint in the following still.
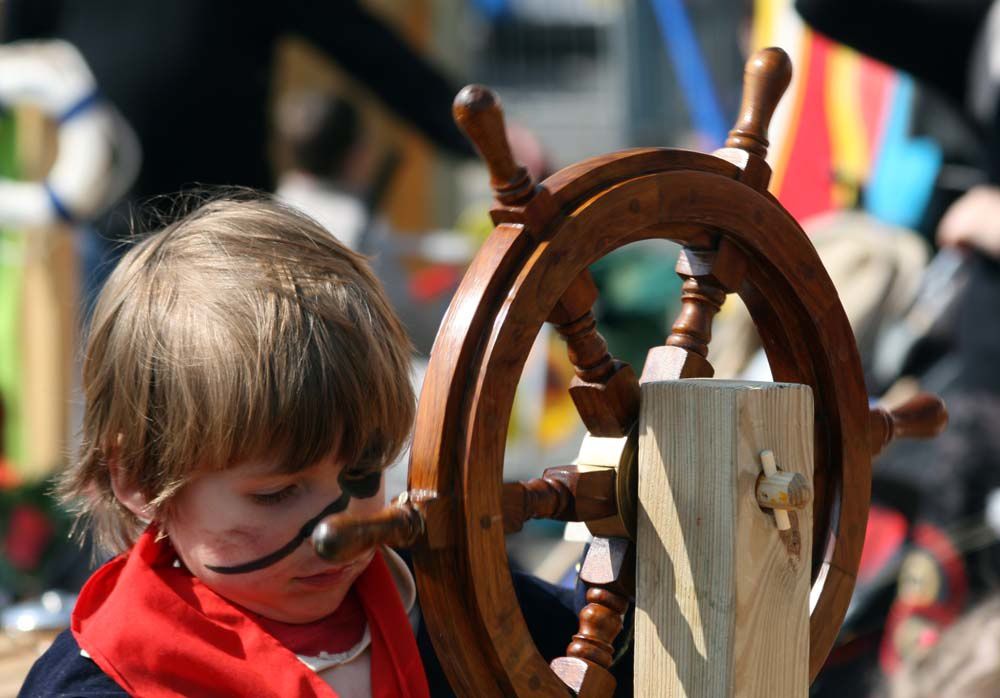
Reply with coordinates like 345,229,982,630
205,469,382,575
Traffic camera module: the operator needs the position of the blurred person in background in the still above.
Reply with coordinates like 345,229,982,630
275,91,370,251
794,0,1000,255
0,0,479,652
2,0,474,297
273,88,464,357
795,0,997,183
796,2,1000,696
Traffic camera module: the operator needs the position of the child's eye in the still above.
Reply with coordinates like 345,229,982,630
250,485,299,505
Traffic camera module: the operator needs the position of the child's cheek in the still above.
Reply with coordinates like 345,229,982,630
192,525,275,568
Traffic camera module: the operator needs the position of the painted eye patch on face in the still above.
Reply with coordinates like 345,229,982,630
205,469,382,575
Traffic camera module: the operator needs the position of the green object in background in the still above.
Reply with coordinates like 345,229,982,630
589,240,683,374
0,110,25,468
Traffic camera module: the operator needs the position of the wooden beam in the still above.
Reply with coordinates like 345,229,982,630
635,379,813,697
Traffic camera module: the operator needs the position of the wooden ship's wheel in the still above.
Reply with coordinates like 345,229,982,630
313,48,947,697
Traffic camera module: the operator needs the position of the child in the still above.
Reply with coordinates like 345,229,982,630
19,196,579,697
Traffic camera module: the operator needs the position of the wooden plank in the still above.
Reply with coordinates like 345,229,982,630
21,225,76,479
635,379,812,697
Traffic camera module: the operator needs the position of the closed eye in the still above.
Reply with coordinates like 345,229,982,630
250,485,299,505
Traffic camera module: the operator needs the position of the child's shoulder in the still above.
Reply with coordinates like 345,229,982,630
19,629,127,698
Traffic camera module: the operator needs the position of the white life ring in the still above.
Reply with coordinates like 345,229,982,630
0,39,140,227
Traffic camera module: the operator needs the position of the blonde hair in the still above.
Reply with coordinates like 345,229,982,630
60,195,415,554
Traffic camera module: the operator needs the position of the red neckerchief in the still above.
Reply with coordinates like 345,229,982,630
72,526,430,698
250,586,366,657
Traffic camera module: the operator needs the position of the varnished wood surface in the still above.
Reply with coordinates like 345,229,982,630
549,270,640,437
551,537,633,695
664,277,726,358
409,222,538,698
411,166,870,691
869,393,948,456
564,586,628,668
725,47,792,158
312,502,423,564
291,47,951,696
502,465,618,534
408,46,870,696
543,148,740,212
410,163,869,694
452,85,535,206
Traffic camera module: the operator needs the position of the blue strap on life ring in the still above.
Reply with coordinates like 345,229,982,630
43,180,73,222
57,90,99,124
41,90,103,222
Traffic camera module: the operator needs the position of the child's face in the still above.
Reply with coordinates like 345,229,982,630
164,452,385,623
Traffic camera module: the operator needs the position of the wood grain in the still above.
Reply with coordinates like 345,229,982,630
549,269,640,437
502,465,618,534
635,380,813,697
312,502,423,563
452,85,535,206
724,47,792,159
409,222,539,698
411,141,871,694
868,392,948,456
573,430,638,540
333,48,913,695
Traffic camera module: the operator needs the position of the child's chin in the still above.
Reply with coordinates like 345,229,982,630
282,587,352,623
294,567,353,589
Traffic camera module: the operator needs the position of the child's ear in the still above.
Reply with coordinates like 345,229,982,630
107,448,151,520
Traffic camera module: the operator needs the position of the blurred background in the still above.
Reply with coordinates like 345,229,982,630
1,0,1000,696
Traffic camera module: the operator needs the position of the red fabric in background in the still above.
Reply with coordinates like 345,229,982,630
4,504,54,570
774,33,834,222
858,504,908,582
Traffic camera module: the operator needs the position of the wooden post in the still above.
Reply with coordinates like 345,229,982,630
635,380,813,697
18,107,77,479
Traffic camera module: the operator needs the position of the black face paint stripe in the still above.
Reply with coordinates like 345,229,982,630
204,470,382,575
205,491,350,574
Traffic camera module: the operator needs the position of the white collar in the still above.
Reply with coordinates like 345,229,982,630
297,547,417,671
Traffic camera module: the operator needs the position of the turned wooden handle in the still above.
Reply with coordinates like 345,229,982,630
312,500,424,563
550,537,632,696
869,392,948,456
502,465,618,534
725,47,792,158
452,84,534,205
